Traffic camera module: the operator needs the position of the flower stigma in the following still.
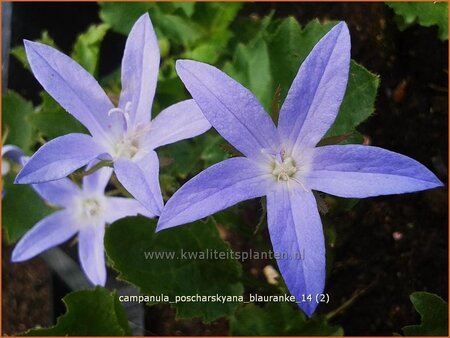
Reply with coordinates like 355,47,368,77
107,101,154,160
108,101,132,132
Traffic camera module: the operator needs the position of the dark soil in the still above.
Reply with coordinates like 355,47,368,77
3,2,448,336
2,244,51,335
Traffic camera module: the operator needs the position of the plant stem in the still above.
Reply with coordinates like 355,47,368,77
325,278,378,321
72,160,113,178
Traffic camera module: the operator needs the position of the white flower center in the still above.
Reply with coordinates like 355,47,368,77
74,195,106,228
82,198,102,218
114,136,140,159
272,156,297,181
269,150,309,192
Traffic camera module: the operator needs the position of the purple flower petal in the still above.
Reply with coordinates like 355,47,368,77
2,145,24,164
157,157,272,231
114,151,163,215
15,133,109,184
307,145,443,198
176,59,279,160
11,210,77,262
278,22,350,154
143,99,211,149
119,13,159,125
33,178,81,208
266,187,325,317
24,41,121,143
78,225,106,286
82,166,113,194
105,196,155,224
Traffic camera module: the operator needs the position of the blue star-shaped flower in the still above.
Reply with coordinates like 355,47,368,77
157,22,443,316
15,14,211,216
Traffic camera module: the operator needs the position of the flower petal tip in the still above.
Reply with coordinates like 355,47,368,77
23,39,33,47
155,220,168,233
14,170,28,184
90,276,106,287
140,12,150,20
335,21,348,29
23,39,46,55
175,59,201,73
11,245,33,263
10,250,24,263
432,176,445,188
298,301,318,318
134,11,151,28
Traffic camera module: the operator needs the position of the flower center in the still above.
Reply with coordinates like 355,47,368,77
114,136,139,159
74,195,106,227
272,156,298,181
81,198,102,218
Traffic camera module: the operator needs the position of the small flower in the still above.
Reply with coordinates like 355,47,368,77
15,13,211,216
2,145,25,198
12,166,151,286
157,22,443,316
2,145,24,176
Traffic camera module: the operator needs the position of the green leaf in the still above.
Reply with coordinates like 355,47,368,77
21,288,131,336
71,23,109,76
402,292,448,336
224,39,272,108
226,17,379,138
99,2,155,35
159,130,230,180
183,30,232,64
11,31,57,71
192,2,242,32
267,18,336,106
158,138,203,180
230,302,343,335
326,61,379,137
100,3,202,46
104,216,243,322
200,133,231,168
2,90,35,153
2,173,52,244
173,3,195,17
152,76,188,114
152,12,203,46
387,2,448,41
159,2,196,17
28,92,87,140
100,2,240,55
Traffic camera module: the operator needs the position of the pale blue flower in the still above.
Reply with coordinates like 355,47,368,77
2,144,24,176
157,22,443,316
12,166,151,286
15,13,211,216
